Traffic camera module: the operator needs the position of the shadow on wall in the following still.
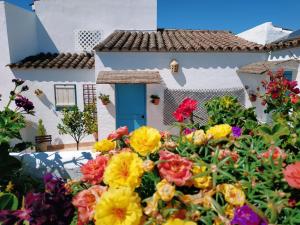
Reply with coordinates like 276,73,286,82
37,93,58,116
16,151,94,179
36,17,58,53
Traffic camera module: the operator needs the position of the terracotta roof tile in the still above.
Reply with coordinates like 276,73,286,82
267,38,300,50
8,52,95,69
238,59,300,74
94,30,264,52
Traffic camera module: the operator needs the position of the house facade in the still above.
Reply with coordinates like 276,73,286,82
1,0,300,147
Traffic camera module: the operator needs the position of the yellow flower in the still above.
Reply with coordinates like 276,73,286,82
225,204,235,219
104,151,143,189
206,124,232,139
217,184,245,206
94,187,142,225
221,96,235,108
163,218,197,225
192,165,212,189
185,130,207,146
143,160,155,172
5,181,14,192
144,192,160,216
93,139,116,152
156,179,175,202
130,126,161,156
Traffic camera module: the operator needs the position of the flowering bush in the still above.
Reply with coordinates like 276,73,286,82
260,68,300,115
2,77,300,225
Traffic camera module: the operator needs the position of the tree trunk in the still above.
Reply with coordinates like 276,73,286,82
76,141,79,150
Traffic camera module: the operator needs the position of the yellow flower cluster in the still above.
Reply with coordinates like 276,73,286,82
103,151,144,189
163,218,197,225
185,130,208,146
217,184,245,206
192,165,212,189
206,124,232,139
93,139,116,152
130,126,161,156
94,187,142,225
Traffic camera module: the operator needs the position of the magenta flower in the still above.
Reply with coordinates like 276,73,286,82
231,205,268,225
232,126,242,137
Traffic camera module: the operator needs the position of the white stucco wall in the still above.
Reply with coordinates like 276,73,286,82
34,0,157,52
95,52,267,138
238,22,292,45
3,2,38,62
7,69,96,145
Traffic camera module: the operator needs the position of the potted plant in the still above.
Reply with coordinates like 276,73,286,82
35,119,52,151
98,93,110,105
83,104,98,141
150,95,160,105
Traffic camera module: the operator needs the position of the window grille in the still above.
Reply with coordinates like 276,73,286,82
163,88,245,125
75,30,102,51
54,84,77,109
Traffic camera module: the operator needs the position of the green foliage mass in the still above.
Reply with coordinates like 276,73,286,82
204,96,258,133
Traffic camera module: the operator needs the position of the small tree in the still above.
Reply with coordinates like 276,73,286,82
83,104,98,135
37,119,47,136
57,106,88,150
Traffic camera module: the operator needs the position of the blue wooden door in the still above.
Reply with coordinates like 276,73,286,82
116,84,146,132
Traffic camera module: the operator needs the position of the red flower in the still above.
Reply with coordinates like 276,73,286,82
260,146,287,165
107,126,129,140
283,162,300,189
157,150,193,186
72,185,107,225
173,98,198,122
290,94,300,104
80,156,109,185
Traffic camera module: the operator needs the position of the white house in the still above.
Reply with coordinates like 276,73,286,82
1,0,300,149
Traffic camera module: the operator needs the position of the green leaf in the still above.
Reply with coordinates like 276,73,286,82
0,193,18,210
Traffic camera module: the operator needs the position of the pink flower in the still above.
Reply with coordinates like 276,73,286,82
283,162,300,189
214,149,239,163
157,150,193,186
107,126,129,140
80,156,109,185
72,185,107,225
173,98,198,122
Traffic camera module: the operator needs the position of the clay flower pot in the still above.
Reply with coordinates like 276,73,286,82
152,98,160,105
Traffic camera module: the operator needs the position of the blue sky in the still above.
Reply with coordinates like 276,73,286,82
5,0,300,33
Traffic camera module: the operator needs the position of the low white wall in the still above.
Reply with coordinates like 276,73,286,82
5,69,96,145
95,52,267,138
12,151,96,179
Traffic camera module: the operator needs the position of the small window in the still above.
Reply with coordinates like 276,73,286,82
54,84,77,109
284,71,293,81
75,30,102,51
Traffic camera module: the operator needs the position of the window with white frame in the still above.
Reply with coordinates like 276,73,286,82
54,84,77,109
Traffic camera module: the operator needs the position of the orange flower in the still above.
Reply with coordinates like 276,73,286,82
80,156,109,185
158,150,193,186
283,162,300,189
72,185,107,225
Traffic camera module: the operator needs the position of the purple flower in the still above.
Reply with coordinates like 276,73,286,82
232,126,242,138
0,173,74,225
231,205,268,225
12,78,25,86
15,96,34,113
